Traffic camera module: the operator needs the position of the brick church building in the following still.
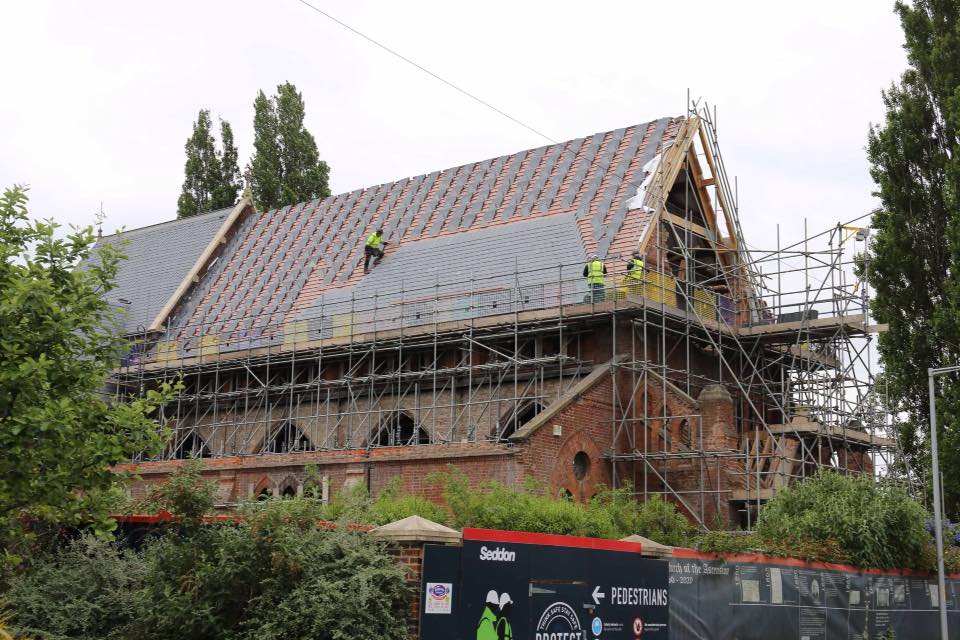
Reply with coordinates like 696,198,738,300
107,111,888,529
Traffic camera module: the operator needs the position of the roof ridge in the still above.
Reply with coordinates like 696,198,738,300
99,204,236,239
254,117,680,219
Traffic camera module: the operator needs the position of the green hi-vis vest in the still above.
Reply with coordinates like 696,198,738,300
586,259,605,284
497,618,513,640
477,607,498,640
627,257,645,280
365,232,383,248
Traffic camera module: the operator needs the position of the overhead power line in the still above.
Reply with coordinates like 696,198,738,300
293,0,558,145
290,0,661,205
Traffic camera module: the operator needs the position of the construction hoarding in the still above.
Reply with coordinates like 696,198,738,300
668,549,959,639
419,529,960,639
420,528,669,640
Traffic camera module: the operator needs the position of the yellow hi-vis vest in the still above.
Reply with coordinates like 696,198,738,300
586,259,605,284
365,231,383,248
627,257,645,280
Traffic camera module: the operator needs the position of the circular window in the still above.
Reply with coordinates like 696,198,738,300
572,451,591,481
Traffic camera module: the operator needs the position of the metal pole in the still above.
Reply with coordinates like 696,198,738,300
930,366,950,639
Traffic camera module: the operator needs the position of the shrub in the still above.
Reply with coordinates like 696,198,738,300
129,459,217,525
369,480,449,526
589,488,693,546
132,506,409,640
6,490,410,640
753,471,929,569
4,534,145,640
431,470,693,542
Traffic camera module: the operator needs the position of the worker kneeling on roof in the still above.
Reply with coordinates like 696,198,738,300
583,254,607,302
364,227,387,274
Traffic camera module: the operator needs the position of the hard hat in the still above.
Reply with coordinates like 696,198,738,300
499,592,514,607
485,590,499,605
590,254,600,260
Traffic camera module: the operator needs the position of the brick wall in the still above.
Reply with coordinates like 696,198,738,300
385,540,426,638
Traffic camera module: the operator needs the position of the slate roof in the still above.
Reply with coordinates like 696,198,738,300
95,207,233,334
161,116,681,344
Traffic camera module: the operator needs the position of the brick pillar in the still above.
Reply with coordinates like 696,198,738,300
699,385,736,451
698,385,739,528
370,515,461,639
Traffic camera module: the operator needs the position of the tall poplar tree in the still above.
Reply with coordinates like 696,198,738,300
217,119,242,209
250,82,331,210
176,110,241,219
865,0,960,515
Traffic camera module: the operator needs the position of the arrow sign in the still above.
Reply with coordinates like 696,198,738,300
592,585,606,605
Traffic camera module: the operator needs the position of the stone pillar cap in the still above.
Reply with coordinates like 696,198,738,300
697,384,732,402
370,515,461,543
620,534,674,558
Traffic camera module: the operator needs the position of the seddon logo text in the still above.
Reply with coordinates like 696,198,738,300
479,545,516,562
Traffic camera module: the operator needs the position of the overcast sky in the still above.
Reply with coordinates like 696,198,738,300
1,1,905,256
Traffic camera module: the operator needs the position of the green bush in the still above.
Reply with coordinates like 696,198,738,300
4,534,145,639
128,459,218,525
6,499,410,640
749,471,929,569
588,488,693,546
132,518,408,640
431,470,693,543
369,480,449,526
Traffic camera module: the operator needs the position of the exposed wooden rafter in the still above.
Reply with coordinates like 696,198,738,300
147,195,256,332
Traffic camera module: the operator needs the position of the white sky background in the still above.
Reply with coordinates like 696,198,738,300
0,0,906,258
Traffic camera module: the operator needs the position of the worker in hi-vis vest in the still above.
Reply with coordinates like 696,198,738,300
496,592,514,640
363,227,386,273
476,590,499,640
583,254,608,302
625,250,645,295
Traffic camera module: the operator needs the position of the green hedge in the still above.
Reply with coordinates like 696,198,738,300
288,469,694,546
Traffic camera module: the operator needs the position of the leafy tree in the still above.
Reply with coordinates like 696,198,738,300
250,82,331,210
216,119,242,208
176,110,242,218
0,185,171,565
863,0,960,515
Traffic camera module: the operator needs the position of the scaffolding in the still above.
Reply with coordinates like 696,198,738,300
111,104,902,528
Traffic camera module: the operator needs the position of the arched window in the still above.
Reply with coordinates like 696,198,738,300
497,401,544,440
278,475,299,499
371,412,429,447
262,420,311,454
170,431,211,459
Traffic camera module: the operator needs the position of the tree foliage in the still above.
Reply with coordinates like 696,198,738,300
129,460,219,528
290,470,692,545
5,534,145,639
0,185,171,564
4,503,410,640
434,472,692,544
754,472,929,569
697,471,935,571
176,109,242,218
250,82,331,210
864,0,960,515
